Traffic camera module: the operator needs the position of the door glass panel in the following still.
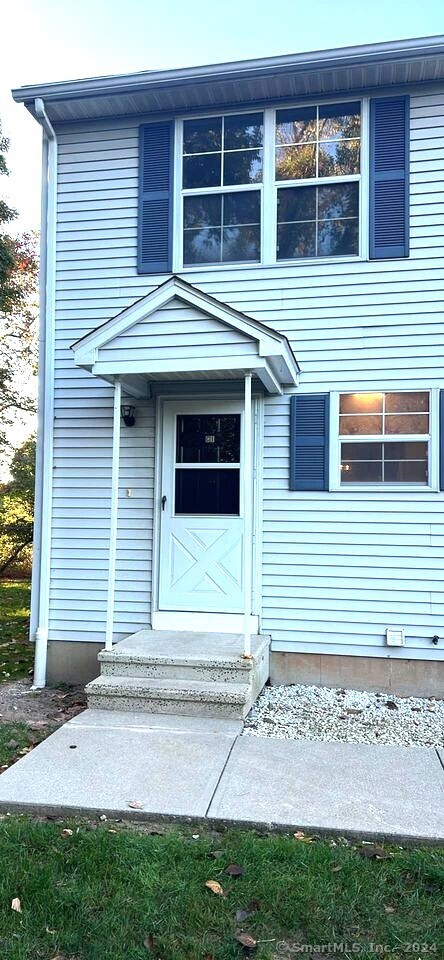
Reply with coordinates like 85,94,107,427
175,469,240,514
176,415,241,464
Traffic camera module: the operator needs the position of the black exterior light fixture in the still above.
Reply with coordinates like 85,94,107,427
121,404,136,427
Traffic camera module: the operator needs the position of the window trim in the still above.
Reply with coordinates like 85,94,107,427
329,389,439,492
173,97,369,272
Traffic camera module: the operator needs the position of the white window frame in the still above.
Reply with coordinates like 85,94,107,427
329,389,439,493
173,97,369,273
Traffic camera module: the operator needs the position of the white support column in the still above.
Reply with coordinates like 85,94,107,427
105,378,121,651
243,372,253,658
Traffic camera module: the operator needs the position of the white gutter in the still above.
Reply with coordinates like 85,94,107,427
32,98,57,688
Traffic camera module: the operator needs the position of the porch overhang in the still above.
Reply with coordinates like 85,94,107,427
71,276,300,396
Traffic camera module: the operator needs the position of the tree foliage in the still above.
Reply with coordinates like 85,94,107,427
0,437,35,575
0,118,39,464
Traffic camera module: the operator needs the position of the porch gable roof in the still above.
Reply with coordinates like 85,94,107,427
71,276,300,395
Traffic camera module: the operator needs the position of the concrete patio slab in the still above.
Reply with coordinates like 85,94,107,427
208,737,444,842
0,709,241,819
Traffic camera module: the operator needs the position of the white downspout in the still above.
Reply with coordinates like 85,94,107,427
32,98,57,688
105,378,121,650
243,373,253,658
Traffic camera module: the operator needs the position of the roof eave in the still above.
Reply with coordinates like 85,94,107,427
11,34,444,106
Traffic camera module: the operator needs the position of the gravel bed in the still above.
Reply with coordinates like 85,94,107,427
243,684,444,747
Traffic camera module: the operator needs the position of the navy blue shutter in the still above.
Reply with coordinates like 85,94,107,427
440,391,444,491
369,96,410,259
138,121,173,274
290,394,330,491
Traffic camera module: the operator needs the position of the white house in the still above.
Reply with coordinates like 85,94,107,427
12,36,444,714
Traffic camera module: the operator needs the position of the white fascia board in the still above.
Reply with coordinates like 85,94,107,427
93,354,262,376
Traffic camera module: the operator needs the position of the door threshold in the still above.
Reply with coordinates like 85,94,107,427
152,611,259,633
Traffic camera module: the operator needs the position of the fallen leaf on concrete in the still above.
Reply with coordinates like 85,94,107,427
385,701,398,710
235,931,257,950
60,828,73,838
225,863,244,877
205,880,225,896
11,897,22,913
127,800,144,809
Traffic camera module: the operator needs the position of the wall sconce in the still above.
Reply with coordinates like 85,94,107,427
121,404,136,427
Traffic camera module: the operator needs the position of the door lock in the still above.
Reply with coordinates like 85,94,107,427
161,495,167,511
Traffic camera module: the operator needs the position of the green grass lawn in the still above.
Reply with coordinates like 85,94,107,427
0,580,33,682
0,722,52,771
0,820,442,960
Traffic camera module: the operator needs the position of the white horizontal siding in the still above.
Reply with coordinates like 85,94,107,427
47,90,444,659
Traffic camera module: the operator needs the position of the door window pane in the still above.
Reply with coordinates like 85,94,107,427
175,469,240,514
176,415,240,464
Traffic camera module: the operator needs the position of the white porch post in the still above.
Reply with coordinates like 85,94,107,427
105,377,121,651
243,372,253,657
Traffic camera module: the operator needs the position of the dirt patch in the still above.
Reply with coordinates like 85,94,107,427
0,679,87,726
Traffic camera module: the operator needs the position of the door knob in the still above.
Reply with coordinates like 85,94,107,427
161,495,167,511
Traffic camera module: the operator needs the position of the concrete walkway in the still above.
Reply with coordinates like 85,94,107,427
0,709,443,842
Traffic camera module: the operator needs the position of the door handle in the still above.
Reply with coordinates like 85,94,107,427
161,495,167,511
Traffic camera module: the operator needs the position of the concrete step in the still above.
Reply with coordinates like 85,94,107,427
86,674,254,720
98,630,270,683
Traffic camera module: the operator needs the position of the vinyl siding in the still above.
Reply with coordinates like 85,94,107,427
49,88,444,659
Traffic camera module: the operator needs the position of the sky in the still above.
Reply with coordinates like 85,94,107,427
1,0,444,232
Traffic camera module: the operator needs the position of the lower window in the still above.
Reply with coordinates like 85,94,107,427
183,191,261,265
338,391,430,486
277,182,359,260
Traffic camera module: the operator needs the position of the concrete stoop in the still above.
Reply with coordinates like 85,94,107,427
86,630,270,720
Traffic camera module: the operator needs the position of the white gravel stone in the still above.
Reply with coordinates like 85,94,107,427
243,684,444,747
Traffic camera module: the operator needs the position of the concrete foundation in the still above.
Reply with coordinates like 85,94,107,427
46,640,443,699
46,640,102,686
270,652,444,698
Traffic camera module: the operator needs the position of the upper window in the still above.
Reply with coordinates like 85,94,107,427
276,101,361,261
182,112,263,266
338,392,430,485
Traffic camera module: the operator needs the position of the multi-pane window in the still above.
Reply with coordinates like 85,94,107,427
276,101,361,260
182,112,263,265
339,392,430,485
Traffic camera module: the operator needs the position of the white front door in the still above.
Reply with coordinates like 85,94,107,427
158,400,247,614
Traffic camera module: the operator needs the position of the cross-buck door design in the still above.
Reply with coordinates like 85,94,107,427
158,400,247,613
